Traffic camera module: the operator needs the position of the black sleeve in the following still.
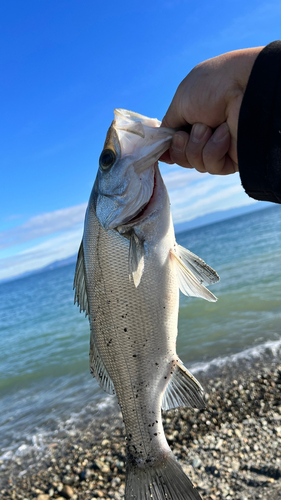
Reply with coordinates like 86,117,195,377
238,41,281,203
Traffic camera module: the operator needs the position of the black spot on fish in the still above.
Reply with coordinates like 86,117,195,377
154,433,157,436
133,355,137,358
124,328,127,332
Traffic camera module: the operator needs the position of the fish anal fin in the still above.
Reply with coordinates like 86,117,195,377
73,241,89,316
90,331,115,395
170,248,217,302
129,231,145,288
162,360,205,411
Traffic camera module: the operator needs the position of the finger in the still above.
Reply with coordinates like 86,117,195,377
202,123,232,175
159,149,174,164
218,156,239,175
185,123,213,172
169,131,194,169
161,82,189,129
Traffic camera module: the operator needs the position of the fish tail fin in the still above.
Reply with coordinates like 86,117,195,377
125,453,202,500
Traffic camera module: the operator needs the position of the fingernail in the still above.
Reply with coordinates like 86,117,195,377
172,133,185,152
212,123,229,143
191,123,208,143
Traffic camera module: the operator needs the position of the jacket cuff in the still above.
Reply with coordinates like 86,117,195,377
238,41,281,203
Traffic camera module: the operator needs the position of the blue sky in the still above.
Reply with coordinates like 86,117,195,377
1,0,280,280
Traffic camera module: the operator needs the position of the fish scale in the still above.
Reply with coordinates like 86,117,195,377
83,190,179,462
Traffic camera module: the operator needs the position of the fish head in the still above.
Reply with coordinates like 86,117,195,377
93,109,173,230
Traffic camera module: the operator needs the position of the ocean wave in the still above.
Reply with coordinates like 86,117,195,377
189,337,281,375
1,338,281,468
0,394,119,465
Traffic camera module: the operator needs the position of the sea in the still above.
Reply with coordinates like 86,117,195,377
1,204,281,471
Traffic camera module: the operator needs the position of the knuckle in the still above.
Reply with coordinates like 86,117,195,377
170,150,191,169
186,147,205,171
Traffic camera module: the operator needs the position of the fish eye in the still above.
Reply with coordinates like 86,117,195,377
99,149,116,170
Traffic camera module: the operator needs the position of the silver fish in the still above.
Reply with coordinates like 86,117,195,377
74,109,219,500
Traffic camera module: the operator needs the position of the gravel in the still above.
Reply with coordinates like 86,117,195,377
1,361,281,499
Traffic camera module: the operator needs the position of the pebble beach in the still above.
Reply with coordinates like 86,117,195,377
2,360,281,500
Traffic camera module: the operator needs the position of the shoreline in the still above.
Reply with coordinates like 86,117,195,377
1,360,281,500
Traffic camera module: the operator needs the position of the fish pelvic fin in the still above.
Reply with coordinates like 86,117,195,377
125,452,202,500
128,231,145,288
73,241,89,316
162,360,205,411
170,244,218,302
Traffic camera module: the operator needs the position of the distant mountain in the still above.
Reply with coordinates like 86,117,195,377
40,254,77,271
0,254,78,284
174,201,270,234
0,202,271,285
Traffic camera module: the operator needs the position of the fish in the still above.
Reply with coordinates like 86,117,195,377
73,109,219,500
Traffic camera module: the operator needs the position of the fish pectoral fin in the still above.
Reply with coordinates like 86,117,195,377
90,332,115,395
170,248,218,302
162,360,205,411
129,232,145,288
73,241,89,316
177,244,220,285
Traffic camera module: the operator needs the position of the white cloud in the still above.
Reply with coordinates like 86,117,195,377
0,169,254,281
0,203,87,250
171,183,255,223
162,168,253,224
162,168,203,190
0,224,83,281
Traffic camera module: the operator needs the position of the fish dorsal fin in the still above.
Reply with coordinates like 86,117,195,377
89,332,115,395
128,231,145,288
177,244,219,286
162,359,205,411
73,241,89,316
117,121,145,138
74,243,115,395
170,245,218,302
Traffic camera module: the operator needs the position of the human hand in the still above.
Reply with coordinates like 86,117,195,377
161,47,263,175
